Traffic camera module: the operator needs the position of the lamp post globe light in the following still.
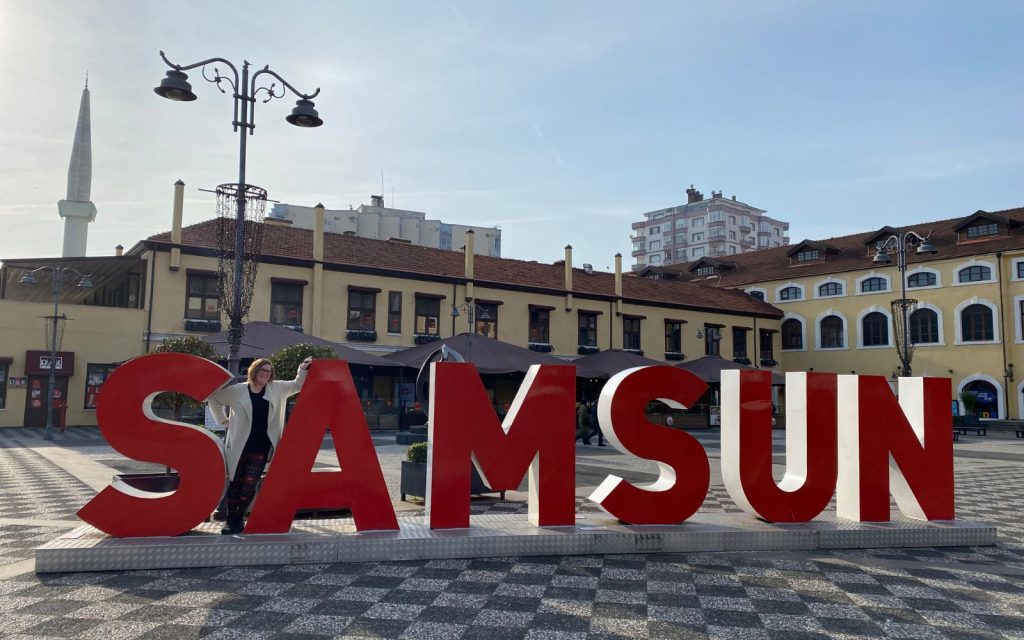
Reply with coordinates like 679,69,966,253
18,266,93,440
871,230,937,377
154,51,324,376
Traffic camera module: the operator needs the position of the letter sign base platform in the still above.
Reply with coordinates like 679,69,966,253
35,512,997,574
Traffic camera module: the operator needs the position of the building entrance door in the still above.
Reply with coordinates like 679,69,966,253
24,376,69,428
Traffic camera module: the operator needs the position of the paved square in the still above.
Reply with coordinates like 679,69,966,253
2,426,1024,638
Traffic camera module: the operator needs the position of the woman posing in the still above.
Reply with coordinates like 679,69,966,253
208,356,312,534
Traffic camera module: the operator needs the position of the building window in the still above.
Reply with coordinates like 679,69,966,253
860,277,887,293
748,290,765,301
961,304,993,341
0,361,7,410
84,363,117,410
910,308,939,344
693,218,705,227
347,290,376,331
648,240,661,250
966,223,997,238
632,241,644,252
732,327,748,360
676,249,687,260
795,249,820,262
861,312,889,347
529,308,550,344
579,313,598,347
1017,261,1024,279
709,227,725,238
908,272,937,288
475,303,498,338
650,254,662,265
270,282,303,326
387,291,402,333
959,265,992,283
649,225,661,235
665,320,683,353
782,319,803,350
623,317,641,351
729,216,737,225
675,218,686,229
695,265,715,276
818,282,842,297
709,211,724,222
759,330,775,364
415,296,440,335
820,315,844,349
675,233,686,244
185,273,219,321
779,286,802,301
691,233,704,242
692,247,705,258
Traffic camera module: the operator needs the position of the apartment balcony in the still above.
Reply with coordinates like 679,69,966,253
708,219,726,229
739,224,752,234
630,234,645,242
632,248,646,257
758,230,772,236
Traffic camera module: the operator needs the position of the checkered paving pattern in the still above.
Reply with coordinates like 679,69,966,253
3,429,1024,638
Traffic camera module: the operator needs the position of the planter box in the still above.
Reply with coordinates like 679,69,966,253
400,461,505,501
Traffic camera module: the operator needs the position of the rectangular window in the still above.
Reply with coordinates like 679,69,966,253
650,254,662,265
675,249,687,260
760,330,775,363
729,231,736,240
729,216,736,225
665,321,683,353
704,325,721,356
0,362,7,410
692,247,705,258
1018,262,1024,279
632,241,644,252
529,308,550,344
649,225,661,235
387,291,402,333
693,218,705,227
185,273,219,321
675,219,686,229
623,317,641,351
691,232,704,242
709,211,724,222
474,302,498,338
579,313,598,347
415,296,441,335
967,223,998,238
794,249,820,262
709,227,724,238
675,233,685,244
270,282,303,326
648,240,661,250
732,328,748,359
347,290,376,331
84,363,117,410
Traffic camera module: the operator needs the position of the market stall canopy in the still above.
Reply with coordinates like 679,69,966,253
573,349,665,380
203,322,391,368
385,333,602,377
676,355,785,385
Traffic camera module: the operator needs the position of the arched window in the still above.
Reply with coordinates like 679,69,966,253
860,277,887,293
820,315,845,348
781,318,803,350
861,312,889,346
748,290,765,301
779,286,802,301
910,308,939,344
959,265,992,283
818,282,842,297
961,304,994,341
907,272,937,288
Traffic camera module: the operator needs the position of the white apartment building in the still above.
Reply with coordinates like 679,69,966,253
268,196,502,257
630,186,789,271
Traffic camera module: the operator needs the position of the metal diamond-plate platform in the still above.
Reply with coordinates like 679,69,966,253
35,512,996,573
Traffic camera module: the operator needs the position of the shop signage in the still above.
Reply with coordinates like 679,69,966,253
8,377,27,388
25,350,75,376
78,353,955,538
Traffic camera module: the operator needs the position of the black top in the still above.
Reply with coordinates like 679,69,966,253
243,386,271,455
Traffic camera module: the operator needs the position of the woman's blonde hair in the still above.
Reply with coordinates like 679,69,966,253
246,358,274,385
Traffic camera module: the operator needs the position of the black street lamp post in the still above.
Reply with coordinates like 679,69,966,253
872,231,937,377
154,52,324,376
18,266,93,440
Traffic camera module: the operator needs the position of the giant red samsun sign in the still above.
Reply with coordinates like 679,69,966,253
77,354,955,537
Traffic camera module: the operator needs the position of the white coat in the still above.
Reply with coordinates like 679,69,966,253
207,367,308,478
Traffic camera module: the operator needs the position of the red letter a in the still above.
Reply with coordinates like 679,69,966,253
245,360,398,533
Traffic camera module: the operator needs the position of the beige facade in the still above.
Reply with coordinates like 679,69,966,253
0,195,781,428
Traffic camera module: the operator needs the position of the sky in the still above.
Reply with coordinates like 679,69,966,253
0,1,1021,271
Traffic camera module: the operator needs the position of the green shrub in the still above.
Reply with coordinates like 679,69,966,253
407,441,428,464
152,336,219,421
270,343,338,378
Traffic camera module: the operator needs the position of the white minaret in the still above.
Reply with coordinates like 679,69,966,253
58,78,97,257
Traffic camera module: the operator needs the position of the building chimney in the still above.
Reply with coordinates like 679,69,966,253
115,244,123,257
170,180,184,271
614,253,623,316
370,194,384,208
313,203,325,262
686,185,701,204
731,195,737,201
465,229,475,300
564,245,574,310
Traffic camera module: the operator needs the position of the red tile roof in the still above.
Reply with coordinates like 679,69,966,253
145,219,781,318
642,207,1024,287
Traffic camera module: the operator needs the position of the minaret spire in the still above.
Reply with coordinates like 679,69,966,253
58,78,97,256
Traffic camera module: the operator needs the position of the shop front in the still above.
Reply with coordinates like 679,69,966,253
23,350,75,429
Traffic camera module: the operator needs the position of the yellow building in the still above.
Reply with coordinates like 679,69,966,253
639,207,1024,419
0,188,782,429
